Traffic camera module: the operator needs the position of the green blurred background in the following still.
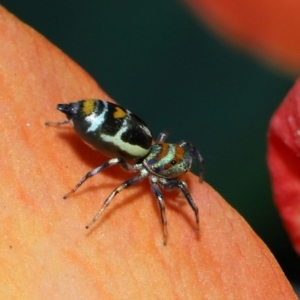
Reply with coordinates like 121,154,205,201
3,0,299,287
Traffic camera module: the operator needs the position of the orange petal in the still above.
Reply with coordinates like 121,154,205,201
185,0,300,73
0,7,296,299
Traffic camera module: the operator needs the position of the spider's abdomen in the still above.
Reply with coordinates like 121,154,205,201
57,99,152,161
143,143,192,178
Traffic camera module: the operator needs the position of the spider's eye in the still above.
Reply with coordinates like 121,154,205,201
170,160,177,165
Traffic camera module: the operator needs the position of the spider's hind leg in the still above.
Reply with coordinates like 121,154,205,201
86,170,149,229
63,157,137,199
45,119,70,126
155,132,169,143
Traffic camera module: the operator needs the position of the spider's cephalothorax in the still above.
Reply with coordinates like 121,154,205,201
46,99,204,245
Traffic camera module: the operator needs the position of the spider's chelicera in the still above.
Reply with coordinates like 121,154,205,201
46,99,204,245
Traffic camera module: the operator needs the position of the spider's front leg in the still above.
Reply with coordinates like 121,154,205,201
179,140,204,182
159,178,199,231
149,176,168,245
